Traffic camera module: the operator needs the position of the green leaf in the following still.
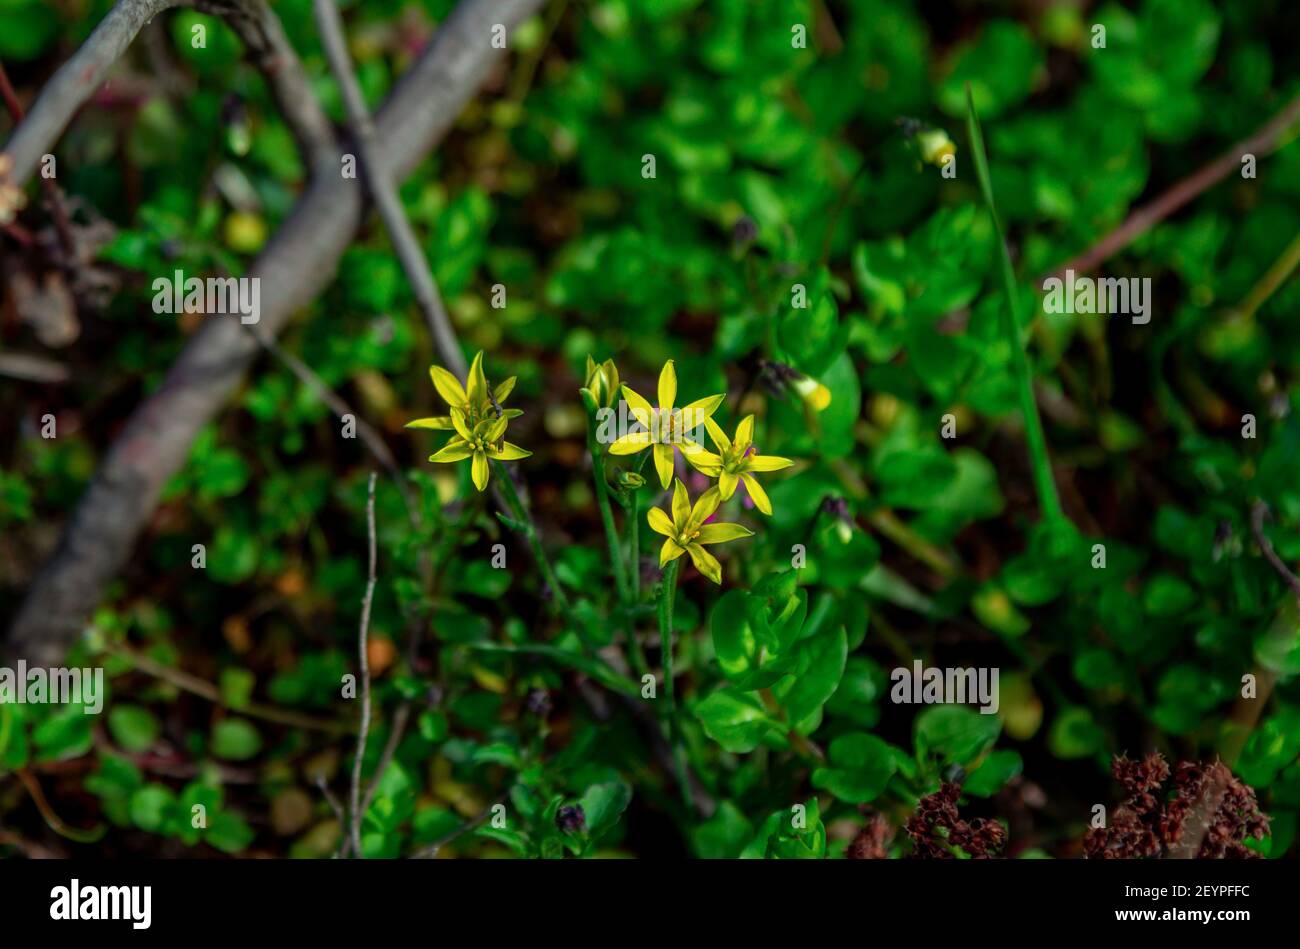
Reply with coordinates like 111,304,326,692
692,801,754,859
211,718,262,761
770,626,848,729
694,687,784,754
205,811,255,853
130,785,176,833
939,20,1044,119
108,705,161,753
915,704,1001,765
963,749,1023,797
579,780,631,836
32,705,94,762
811,733,897,804
1048,707,1105,759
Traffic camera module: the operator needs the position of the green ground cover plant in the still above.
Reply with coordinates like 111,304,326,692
1,0,1299,861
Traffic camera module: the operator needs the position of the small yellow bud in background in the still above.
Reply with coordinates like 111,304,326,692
916,128,956,167
792,375,831,412
224,211,267,254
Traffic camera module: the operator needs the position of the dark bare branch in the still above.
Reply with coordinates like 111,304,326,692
5,0,546,666
2,0,334,184
312,0,467,379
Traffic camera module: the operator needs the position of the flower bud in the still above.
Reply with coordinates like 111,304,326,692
617,470,646,490
555,804,585,834
916,128,956,167
792,375,832,412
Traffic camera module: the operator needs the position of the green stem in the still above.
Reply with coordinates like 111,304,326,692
656,558,692,808
624,488,650,677
1235,228,1300,322
628,489,641,601
589,442,629,601
965,84,1066,527
658,559,679,712
493,460,571,612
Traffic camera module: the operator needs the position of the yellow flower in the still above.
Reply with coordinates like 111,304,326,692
405,351,519,432
693,415,793,516
608,359,724,489
429,408,531,492
407,352,528,492
647,479,753,585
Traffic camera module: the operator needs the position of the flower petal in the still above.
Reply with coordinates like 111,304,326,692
671,478,691,528
653,443,675,489
608,430,652,455
735,415,755,449
485,415,508,442
746,453,794,472
705,417,731,454
621,385,655,423
683,446,723,475
718,469,738,500
405,416,454,430
685,543,723,584
660,537,687,567
494,376,517,405
490,441,532,461
697,522,755,544
430,365,467,409
688,485,722,531
430,439,473,463
741,472,772,515
647,506,676,537
681,394,725,425
467,351,488,407
658,359,677,410
471,450,489,491
450,408,472,440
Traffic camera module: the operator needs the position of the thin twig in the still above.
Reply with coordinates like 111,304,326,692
1044,91,1300,282
312,774,349,858
15,769,104,843
1232,229,1300,322
312,0,467,380
408,789,511,859
358,701,410,817
348,472,379,859
1251,500,1300,600
0,351,70,384
242,322,418,524
102,639,354,734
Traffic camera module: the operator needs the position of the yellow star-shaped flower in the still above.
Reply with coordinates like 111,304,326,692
607,360,723,489
692,415,793,515
405,351,519,432
647,479,753,584
430,409,531,492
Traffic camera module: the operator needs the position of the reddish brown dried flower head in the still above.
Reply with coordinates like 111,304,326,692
906,782,1006,859
846,812,894,860
1084,753,1268,859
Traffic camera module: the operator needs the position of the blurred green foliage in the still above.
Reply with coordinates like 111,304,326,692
3,0,1300,859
